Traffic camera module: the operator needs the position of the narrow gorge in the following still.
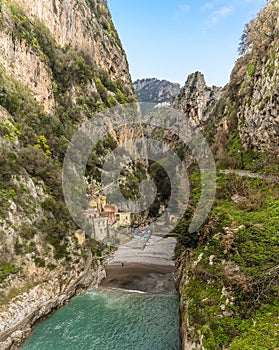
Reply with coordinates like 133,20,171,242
0,0,278,350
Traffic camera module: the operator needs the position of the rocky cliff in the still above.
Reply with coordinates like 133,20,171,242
173,4,278,166
233,0,279,155
134,78,180,103
11,0,132,88
0,257,106,350
174,1,279,349
0,0,133,348
209,0,279,165
173,71,222,125
0,0,133,113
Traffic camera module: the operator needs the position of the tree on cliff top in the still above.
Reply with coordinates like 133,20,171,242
238,0,279,56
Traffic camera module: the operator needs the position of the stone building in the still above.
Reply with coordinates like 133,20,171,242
89,217,109,241
103,205,116,225
89,196,107,211
84,209,100,219
115,212,132,227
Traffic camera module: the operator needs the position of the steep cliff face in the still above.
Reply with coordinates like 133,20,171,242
13,0,131,87
0,0,133,112
134,78,180,103
173,7,279,170
0,0,133,348
234,43,279,153
174,1,279,349
174,3,278,161
0,30,54,112
210,0,279,164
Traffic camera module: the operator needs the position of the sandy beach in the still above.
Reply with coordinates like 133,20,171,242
101,227,178,293
100,263,176,294
108,229,177,266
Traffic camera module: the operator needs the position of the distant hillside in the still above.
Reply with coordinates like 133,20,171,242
133,78,180,103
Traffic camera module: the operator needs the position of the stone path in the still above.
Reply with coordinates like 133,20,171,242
218,169,279,183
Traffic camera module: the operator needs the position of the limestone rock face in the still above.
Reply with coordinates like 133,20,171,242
213,1,279,156
0,261,106,350
12,0,131,86
173,72,222,125
174,44,278,157
0,31,54,112
236,46,279,153
0,0,133,112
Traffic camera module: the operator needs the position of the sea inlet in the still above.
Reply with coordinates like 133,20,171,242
21,228,182,350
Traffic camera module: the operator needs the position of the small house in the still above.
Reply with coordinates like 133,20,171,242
103,205,116,225
91,217,109,240
115,211,132,227
84,209,100,219
89,196,107,211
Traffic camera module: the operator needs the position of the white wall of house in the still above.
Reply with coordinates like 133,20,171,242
89,217,109,240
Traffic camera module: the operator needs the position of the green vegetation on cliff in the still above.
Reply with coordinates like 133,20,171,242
176,1,279,348
207,0,279,172
0,0,134,298
177,173,279,349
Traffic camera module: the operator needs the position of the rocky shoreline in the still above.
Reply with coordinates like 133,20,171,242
0,230,180,350
176,251,196,350
0,252,106,350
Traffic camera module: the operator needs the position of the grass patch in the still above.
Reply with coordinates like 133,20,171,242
178,174,279,348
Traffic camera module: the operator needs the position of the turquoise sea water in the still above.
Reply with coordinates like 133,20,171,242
21,289,181,350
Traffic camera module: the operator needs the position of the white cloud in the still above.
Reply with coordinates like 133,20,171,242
203,0,223,10
217,6,234,17
209,6,234,24
203,2,215,10
180,4,190,13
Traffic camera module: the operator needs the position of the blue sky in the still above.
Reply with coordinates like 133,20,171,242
108,0,267,87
